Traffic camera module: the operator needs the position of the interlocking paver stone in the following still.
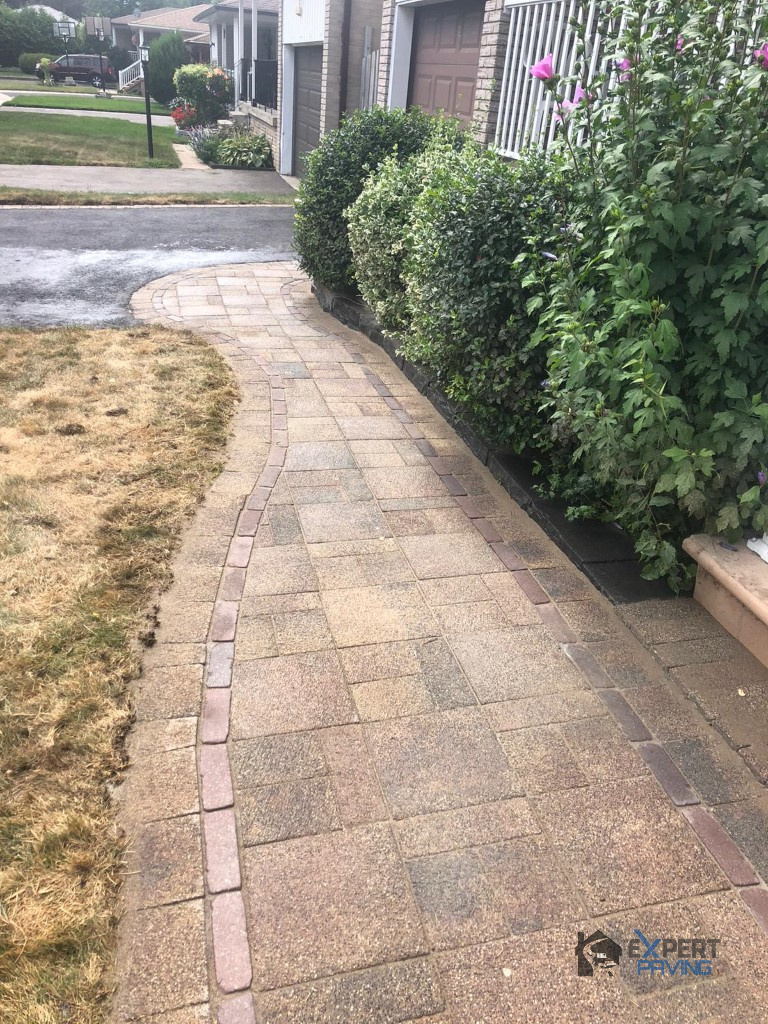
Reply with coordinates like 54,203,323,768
231,651,357,736
534,778,727,914
243,825,427,989
450,627,586,703
367,708,522,818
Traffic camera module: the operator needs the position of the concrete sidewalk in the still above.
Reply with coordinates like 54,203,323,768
0,100,173,125
115,261,768,1024
0,164,296,194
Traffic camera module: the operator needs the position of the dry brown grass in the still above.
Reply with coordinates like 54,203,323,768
0,325,237,1023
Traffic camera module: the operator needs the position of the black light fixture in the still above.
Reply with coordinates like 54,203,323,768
138,43,154,159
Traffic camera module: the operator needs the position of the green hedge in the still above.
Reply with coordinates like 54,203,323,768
19,52,54,75
294,106,464,294
346,126,471,338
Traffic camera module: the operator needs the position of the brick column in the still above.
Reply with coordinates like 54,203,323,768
378,0,396,107
473,0,509,145
321,0,345,134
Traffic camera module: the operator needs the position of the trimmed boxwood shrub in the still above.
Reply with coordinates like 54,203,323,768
19,52,54,75
345,125,471,336
399,145,569,447
294,106,464,294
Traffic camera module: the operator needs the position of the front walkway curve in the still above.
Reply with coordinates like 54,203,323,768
114,261,768,1024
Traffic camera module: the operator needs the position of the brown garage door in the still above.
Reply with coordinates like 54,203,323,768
408,0,484,123
293,45,323,176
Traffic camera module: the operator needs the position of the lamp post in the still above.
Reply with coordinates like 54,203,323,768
95,25,106,91
138,43,154,159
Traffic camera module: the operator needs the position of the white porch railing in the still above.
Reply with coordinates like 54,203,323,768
119,58,143,92
495,0,622,158
494,0,766,158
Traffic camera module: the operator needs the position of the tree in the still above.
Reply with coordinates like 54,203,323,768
0,5,63,66
147,31,186,104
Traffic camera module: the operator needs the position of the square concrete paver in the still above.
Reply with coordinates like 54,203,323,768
362,467,449,499
479,837,584,935
398,533,504,578
124,814,203,909
297,501,390,543
114,901,208,1020
366,708,522,818
533,777,728,915
231,651,358,737
322,583,438,647
256,958,443,1024
243,825,427,989
407,848,509,951
450,627,586,703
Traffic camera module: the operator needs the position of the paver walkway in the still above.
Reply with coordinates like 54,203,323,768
115,261,768,1024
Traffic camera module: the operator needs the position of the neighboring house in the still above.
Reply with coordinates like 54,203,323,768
111,6,212,61
193,0,280,155
201,0,382,176
112,5,211,92
378,0,509,145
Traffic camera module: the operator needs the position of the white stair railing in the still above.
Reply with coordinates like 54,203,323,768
119,58,143,92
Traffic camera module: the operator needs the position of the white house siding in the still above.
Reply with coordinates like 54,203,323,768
282,0,324,45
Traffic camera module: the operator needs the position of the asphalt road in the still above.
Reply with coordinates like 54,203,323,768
0,205,296,326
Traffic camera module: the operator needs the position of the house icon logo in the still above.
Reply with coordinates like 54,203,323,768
575,930,623,977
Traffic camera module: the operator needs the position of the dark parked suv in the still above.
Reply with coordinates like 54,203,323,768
36,54,117,87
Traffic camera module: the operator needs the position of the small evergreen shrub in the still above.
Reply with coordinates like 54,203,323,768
294,106,464,293
148,33,186,106
20,52,54,75
345,122,469,336
400,145,569,447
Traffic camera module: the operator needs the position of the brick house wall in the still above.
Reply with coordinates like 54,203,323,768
377,0,509,144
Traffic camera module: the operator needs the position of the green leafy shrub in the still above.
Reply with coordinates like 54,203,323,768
173,64,232,124
217,126,272,168
19,52,54,75
345,122,469,336
147,32,186,105
399,145,569,447
294,106,464,293
526,0,768,588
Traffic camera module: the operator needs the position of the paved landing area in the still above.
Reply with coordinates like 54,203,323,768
115,262,768,1024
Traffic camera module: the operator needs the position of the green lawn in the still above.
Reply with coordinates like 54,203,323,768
0,78,100,93
0,111,179,167
7,94,169,116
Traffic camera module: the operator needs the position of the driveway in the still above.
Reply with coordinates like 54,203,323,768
0,205,295,326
